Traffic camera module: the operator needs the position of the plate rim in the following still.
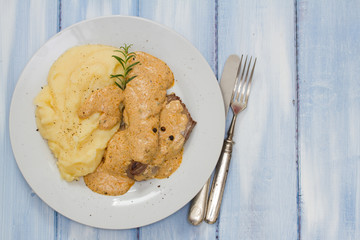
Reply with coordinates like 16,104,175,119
9,15,225,229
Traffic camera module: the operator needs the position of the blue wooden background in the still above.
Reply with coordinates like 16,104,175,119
1,0,359,239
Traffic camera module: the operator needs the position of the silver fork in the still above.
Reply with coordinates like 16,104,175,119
205,55,257,224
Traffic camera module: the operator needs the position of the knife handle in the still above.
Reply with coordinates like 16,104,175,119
205,139,233,224
188,177,210,225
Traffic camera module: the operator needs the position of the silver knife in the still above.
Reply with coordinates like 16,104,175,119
188,55,241,225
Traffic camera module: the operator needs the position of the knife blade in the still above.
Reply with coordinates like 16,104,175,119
220,55,242,117
188,54,241,225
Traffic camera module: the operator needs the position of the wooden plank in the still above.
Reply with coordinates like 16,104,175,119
60,0,138,30
298,0,360,239
217,0,298,239
0,0,58,239
56,1,139,239
138,0,218,239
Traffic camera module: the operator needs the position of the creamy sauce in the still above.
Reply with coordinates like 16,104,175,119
124,52,174,164
84,131,134,195
78,85,123,130
156,149,183,179
157,100,188,161
132,99,188,181
81,51,191,195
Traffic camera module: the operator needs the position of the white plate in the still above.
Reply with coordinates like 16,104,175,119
9,16,225,229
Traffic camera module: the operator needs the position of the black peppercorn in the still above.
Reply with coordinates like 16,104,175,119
169,135,174,141
161,126,166,131
152,128,157,133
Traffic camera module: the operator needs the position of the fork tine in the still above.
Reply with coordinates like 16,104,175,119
238,57,252,102
235,55,248,101
239,56,253,102
244,57,257,103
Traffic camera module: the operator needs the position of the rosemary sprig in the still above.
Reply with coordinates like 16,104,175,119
110,44,140,90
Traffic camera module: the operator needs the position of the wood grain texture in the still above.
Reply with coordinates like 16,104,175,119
297,0,360,239
60,0,138,30
138,1,218,239
217,0,298,239
3,0,360,239
0,0,58,239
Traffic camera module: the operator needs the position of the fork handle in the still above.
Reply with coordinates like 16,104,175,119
205,138,233,224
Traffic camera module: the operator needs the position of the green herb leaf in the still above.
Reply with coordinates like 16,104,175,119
111,44,140,90
127,75,137,83
127,61,140,69
110,74,125,78
114,81,124,90
112,55,125,69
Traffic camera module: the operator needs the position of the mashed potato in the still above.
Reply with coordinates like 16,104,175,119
34,45,121,181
